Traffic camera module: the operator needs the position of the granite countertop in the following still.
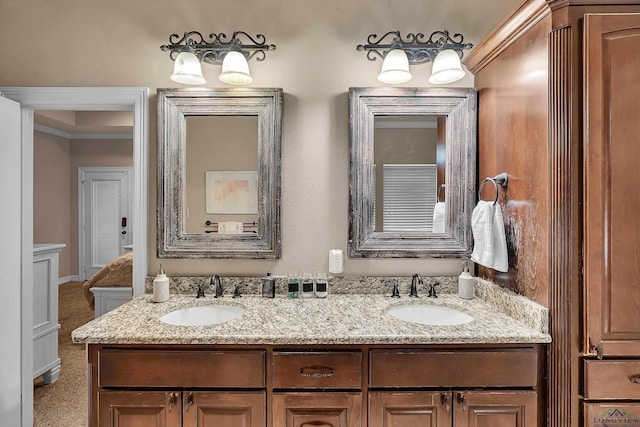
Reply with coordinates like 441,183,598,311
72,280,551,345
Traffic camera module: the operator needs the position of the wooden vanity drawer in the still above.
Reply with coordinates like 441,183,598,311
370,349,538,388
272,351,362,389
584,359,640,399
98,349,265,388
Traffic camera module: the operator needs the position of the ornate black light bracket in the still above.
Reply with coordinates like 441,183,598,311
161,31,276,64
356,30,472,63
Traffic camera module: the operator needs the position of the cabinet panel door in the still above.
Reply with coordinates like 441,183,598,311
368,391,452,427
454,391,537,427
272,392,362,427
584,402,640,427
584,359,640,399
584,13,640,357
182,391,265,427
99,391,181,427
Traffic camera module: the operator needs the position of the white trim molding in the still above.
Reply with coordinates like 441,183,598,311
0,86,149,427
34,123,133,140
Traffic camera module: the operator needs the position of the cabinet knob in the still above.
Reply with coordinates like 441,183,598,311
298,365,335,378
441,392,451,412
167,392,177,412
184,392,193,412
456,392,467,412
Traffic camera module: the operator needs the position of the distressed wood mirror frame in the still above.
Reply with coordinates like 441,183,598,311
349,87,477,258
157,88,282,258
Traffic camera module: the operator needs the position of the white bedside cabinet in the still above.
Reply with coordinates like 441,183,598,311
33,243,65,383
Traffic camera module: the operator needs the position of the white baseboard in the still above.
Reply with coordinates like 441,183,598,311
58,275,80,285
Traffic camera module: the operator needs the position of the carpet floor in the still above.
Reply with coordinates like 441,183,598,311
33,281,93,427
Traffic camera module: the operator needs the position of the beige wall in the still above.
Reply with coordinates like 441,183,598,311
33,131,72,278
1,0,519,278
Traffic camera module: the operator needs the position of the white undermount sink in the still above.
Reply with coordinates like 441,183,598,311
386,304,474,326
159,305,245,326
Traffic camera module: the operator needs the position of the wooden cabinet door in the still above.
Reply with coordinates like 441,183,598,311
583,13,640,357
272,392,362,427
98,390,181,427
453,391,537,427
182,391,265,427
368,391,452,427
584,402,640,427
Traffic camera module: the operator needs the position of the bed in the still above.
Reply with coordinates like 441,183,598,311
83,252,133,317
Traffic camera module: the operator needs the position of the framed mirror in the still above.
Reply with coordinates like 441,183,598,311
349,87,476,258
157,88,282,258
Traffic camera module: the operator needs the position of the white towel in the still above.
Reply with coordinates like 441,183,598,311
432,202,446,233
470,201,508,272
218,221,243,234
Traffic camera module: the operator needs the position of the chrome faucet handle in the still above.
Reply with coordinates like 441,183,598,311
190,282,206,298
211,275,223,298
428,281,440,298
410,274,423,298
232,283,246,299
390,283,401,298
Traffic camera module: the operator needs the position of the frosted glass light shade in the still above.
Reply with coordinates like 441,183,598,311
428,49,465,84
170,52,206,85
219,51,253,85
377,49,412,84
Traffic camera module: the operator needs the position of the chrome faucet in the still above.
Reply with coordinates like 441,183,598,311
211,275,223,298
410,274,423,298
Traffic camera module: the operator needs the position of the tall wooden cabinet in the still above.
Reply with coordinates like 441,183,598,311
582,12,640,359
465,1,640,426
582,12,640,427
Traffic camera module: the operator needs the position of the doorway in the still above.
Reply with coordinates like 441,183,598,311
79,167,133,279
0,87,148,426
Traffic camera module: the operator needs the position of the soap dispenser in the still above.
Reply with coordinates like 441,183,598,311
152,265,170,303
458,262,474,300
261,272,276,298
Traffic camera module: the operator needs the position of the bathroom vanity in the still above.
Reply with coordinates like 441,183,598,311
73,281,549,427
87,343,542,427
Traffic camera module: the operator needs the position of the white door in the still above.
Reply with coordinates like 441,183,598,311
79,168,132,279
0,95,23,425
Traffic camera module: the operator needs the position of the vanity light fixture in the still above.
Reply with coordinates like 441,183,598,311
357,30,473,85
161,31,276,85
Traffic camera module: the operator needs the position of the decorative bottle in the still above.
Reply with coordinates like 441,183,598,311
262,272,276,298
458,262,474,300
301,273,314,298
287,273,300,298
152,265,170,303
314,272,328,298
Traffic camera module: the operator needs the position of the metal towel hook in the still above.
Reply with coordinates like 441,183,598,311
478,173,508,204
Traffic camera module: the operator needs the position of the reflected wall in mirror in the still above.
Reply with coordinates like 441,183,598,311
373,115,446,233
158,88,282,258
184,115,258,233
349,87,476,258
